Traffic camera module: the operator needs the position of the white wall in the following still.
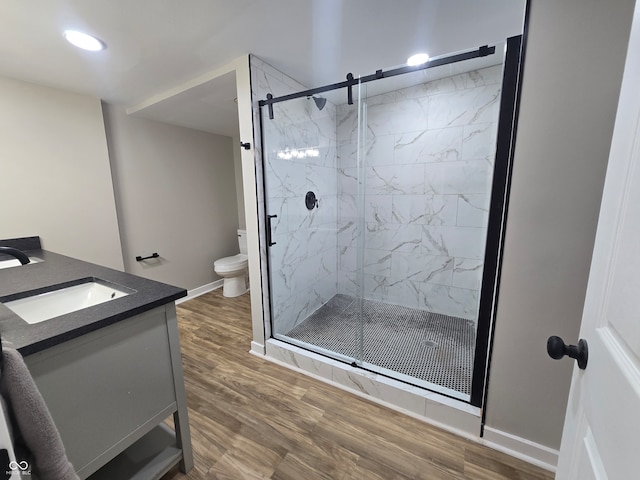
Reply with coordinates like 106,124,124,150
0,76,123,269
103,103,239,291
485,0,636,451
232,136,247,230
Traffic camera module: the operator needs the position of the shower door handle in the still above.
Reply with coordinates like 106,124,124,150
267,215,277,247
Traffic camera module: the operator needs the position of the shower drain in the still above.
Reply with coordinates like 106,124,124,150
422,340,438,349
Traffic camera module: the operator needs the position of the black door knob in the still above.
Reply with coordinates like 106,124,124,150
547,336,588,370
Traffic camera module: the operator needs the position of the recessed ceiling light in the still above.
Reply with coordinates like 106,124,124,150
63,30,106,51
407,53,430,67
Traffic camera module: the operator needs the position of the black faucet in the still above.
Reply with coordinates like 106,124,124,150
0,246,30,265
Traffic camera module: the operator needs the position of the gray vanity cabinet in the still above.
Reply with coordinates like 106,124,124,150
24,303,193,480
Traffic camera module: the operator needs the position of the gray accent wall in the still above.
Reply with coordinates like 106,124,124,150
103,103,239,291
0,76,123,270
484,0,636,450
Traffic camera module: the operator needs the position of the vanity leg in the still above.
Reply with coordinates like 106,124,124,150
173,407,193,472
165,304,194,472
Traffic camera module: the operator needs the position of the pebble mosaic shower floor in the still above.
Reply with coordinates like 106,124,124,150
285,294,476,395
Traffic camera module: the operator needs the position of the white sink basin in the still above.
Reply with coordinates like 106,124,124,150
3,279,133,324
0,257,43,270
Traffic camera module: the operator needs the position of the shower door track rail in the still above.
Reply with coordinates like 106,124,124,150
258,44,496,119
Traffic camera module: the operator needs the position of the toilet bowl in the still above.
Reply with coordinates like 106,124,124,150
214,230,249,297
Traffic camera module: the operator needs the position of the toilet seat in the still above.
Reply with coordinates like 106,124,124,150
214,254,248,273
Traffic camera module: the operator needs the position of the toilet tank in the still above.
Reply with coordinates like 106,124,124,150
237,229,248,254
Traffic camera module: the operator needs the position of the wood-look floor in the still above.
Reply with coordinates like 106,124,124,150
162,289,554,480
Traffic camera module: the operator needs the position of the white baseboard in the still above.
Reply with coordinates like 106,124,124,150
176,280,223,304
482,426,558,473
250,341,265,355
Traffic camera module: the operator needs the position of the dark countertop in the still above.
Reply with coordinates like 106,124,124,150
0,248,187,356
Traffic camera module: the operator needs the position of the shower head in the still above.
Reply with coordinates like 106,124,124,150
311,95,327,111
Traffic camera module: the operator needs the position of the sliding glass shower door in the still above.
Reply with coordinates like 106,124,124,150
261,93,352,360
262,79,370,368
341,61,500,399
261,38,523,404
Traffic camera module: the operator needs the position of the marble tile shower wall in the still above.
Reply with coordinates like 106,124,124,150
251,56,339,335
336,65,503,321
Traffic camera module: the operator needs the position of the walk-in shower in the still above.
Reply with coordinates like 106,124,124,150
258,37,523,406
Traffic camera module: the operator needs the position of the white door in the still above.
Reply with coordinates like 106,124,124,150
555,3,640,479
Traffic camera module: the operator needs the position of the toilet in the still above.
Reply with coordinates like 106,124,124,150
214,229,249,298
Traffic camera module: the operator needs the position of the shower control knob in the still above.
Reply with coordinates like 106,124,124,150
547,336,588,370
305,191,318,210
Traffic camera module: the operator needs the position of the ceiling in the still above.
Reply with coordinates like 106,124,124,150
0,1,526,137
